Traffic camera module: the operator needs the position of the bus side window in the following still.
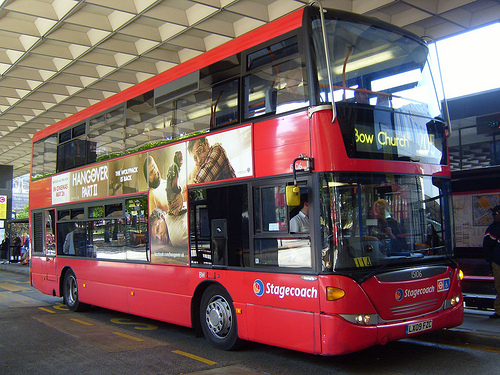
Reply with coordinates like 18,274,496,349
253,184,312,269
189,184,249,268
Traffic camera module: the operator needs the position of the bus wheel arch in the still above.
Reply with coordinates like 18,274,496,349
198,283,241,350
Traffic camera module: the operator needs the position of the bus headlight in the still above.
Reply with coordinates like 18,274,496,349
450,295,460,307
444,294,461,309
458,270,464,280
326,287,345,301
340,313,379,325
355,314,371,324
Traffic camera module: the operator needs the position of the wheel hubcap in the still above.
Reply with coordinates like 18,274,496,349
205,295,232,339
67,276,77,305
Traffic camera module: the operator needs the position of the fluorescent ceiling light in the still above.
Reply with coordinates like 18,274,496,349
333,50,396,75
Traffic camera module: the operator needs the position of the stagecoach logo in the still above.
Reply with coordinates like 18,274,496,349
395,285,436,301
395,288,404,301
253,279,318,299
253,279,265,297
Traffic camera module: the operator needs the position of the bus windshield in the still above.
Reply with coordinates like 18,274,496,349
312,16,442,119
320,173,452,272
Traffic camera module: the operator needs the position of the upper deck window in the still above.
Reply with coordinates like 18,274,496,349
311,17,442,119
247,36,299,71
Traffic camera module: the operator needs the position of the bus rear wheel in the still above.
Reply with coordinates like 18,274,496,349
200,284,240,350
63,269,85,312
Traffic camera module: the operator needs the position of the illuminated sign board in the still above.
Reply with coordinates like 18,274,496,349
339,106,446,165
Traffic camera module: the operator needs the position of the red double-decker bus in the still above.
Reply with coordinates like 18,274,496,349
29,5,463,355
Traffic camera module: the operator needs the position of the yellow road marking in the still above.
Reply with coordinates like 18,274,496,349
172,350,217,365
112,332,145,342
71,318,94,326
39,307,55,313
0,282,29,292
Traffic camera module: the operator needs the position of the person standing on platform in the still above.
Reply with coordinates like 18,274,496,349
1,233,9,264
483,204,500,319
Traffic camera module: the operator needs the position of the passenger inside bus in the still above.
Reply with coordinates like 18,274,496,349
373,199,407,253
355,88,369,104
63,223,86,256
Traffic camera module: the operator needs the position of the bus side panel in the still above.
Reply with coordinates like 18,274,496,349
30,255,58,296
127,290,192,328
60,260,193,327
29,178,52,210
253,111,310,178
77,279,130,314
30,256,53,295
246,304,320,354
220,271,321,353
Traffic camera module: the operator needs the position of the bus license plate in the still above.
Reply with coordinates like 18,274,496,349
405,320,432,335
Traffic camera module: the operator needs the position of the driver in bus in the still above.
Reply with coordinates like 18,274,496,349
373,199,407,253
290,194,309,233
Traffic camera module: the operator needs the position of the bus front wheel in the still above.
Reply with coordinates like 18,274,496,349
63,269,85,312
200,284,240,350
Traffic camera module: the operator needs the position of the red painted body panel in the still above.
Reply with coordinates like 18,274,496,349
29,178,52,210
253,111,311,177
320,303,463,355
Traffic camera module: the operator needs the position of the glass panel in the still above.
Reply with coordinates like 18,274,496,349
105,203,123,217
126,92,175,150
320,173,452,272
260,186,287,232
212,79,239,128
45,210,56,256
176,91,211,136
189,186,249,267
57,139,87,172
32,135,57,179
254,238,311,268
244,57,308,119
88,107,126,162
125,196,148,249
71,208,84,220
72,123,86,138
89,206,104,218
247,36,298,71
59,129,71,143
312,17,442,119
57,209,70,221
58,222,88,256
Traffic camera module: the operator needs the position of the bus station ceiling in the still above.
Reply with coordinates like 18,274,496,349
1,0,499,178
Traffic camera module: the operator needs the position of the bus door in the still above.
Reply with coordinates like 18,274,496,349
41,209,57,292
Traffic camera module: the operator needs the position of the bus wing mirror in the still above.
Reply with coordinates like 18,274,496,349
286,185,301,206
